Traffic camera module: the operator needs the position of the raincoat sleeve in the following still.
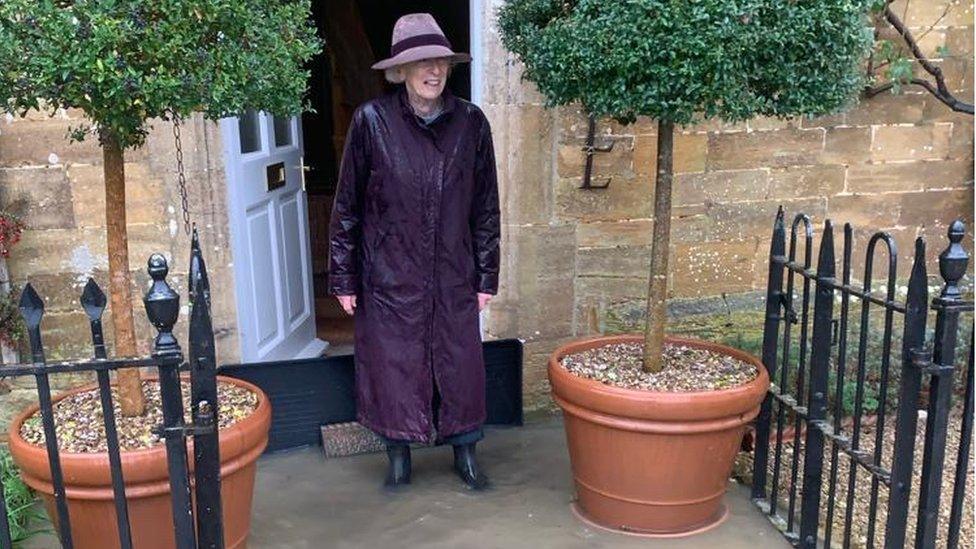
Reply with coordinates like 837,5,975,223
328,107,371,296
470,112,501,295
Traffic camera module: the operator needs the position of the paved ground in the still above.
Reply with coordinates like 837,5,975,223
249,420,790,549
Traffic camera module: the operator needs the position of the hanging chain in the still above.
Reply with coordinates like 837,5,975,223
172,112,192,236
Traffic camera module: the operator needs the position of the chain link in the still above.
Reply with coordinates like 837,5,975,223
172,112,192,236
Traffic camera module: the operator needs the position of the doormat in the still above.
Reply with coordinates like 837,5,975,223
320,422,384,458
220,338,523,453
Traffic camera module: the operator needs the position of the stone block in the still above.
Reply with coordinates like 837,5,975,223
576,246,651,279
27,310,96,361
915,58,972,93
840,225,917,283
575,276,648,306
844,93,927,126
944,26,974,59
823,127,873,164
67,163,168,228
871,123,952,162
877,26,946,59
481,28,547,107
139,114,225,175
503,224,576,341
633,132,707,175
706,129,825,170
576,219,655,248
768,165,846,200
673,169,769,206
0,167,75,230
848,159,973,193
0,118,102,167
553,174,653,222
922,99,974,123
897,189,972,228
485,104,555,225
13,269,108,314
521,335,579,413
671,240,760,298
828,193,904,232
557,105,656,138
888,0,974,27
10,221,174,280
747,117,798,132
798,112,847,129
674,198,826,243
684,118,748,134
557,136,633,179
511,224,576,280
949,121,974,161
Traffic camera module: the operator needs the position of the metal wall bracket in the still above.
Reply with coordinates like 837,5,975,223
580,114,613,190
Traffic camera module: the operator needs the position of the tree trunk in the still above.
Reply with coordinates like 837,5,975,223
642,119,674,373
103,135,146,416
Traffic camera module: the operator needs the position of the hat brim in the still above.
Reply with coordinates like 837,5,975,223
371,45,471,70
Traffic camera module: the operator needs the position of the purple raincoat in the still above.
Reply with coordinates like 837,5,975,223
327,87,500,443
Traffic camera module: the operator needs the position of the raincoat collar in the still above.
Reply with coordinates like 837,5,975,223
397,85,457,127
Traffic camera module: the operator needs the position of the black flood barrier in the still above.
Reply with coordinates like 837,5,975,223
220,338,524,453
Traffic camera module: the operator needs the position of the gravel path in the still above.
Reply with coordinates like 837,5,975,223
743,409,973,548
560,341,758,392
19,379,258,453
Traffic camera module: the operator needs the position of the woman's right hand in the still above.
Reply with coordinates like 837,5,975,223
337,295,357,315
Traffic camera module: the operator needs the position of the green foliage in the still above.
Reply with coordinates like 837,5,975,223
498,0,875,125
0,286,26,350
0,0,323,149
1,446,49,543
872,38,914,93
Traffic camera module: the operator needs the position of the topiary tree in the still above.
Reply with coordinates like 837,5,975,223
0,0,322,415
499,0,874,372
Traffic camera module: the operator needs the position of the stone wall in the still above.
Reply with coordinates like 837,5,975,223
0,0,971,420
0,108,240,365
478,0,975,413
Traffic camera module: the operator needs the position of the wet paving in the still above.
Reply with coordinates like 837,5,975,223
249,419,791,548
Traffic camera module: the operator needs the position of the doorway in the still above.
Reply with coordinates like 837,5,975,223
304,1,472,354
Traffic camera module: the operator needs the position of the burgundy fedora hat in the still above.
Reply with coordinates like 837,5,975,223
371,13,471,70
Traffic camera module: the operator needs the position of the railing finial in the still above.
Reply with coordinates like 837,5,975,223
938,220,968,299
143,253,181,356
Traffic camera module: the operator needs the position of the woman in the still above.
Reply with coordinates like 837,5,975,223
328,13,500,491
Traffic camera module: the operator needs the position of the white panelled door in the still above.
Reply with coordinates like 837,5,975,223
221,111,327,362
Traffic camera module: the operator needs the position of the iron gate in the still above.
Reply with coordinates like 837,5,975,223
751,208,974,548
0,230,224,549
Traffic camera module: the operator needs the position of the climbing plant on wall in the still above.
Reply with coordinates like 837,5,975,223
0,0,322,415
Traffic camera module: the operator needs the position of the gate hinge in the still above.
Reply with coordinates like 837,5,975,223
909,348,954,376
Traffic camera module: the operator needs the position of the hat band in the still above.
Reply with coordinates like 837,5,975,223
390,33,452,57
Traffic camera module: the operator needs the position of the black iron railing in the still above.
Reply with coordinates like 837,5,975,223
752,208,974,549
0,229,224,549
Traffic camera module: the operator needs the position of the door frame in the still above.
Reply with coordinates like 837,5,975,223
470,0,487,339
223,0,487,361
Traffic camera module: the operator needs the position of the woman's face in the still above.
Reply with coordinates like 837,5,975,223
402,57,451,101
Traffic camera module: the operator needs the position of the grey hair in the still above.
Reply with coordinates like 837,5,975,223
384,66,406,84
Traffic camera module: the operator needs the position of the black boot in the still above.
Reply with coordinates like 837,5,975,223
453,443,489,490
384,444,411,488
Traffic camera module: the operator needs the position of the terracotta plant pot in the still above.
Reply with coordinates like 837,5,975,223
8,375,271,549
549,334,770,537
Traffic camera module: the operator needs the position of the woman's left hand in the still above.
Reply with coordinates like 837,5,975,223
477,292,493,311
